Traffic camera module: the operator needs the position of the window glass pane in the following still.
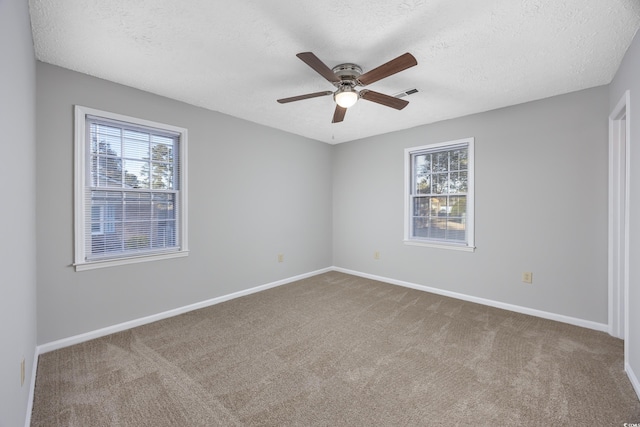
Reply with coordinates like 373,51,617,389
91,206,102,234
91,155,122,188
124,192,152,218
152,134,174,145
413,217,429,238
458,171,468,192
412,196,429,217
413,154,428,194
432,152,448,172
91,124,122,156
445,220,466,241
413,154,428,193
461,150,469,168
124,171,143,189
444,229,465,241
124,159,149,189
151,141,173,162
449,172,468,193
123,129,149,143
123,136,150,161
430,196,447,216
92,235,107,254
450,149,467,171
432,173,449,194
153,194,175,219
153,193,175,248
125,222,151,251
151,163,173,190
91,205,101,221
152,219,176,248
150,142,175,190
449,196,467,218
416,174,431,194
104,204,120,233
426,217,446,240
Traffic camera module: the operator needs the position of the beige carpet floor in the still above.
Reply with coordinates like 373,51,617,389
31,272,640,426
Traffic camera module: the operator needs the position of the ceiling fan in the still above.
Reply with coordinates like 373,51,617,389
277,52,418,123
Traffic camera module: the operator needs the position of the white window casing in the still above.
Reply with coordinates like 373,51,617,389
404,137,475,252
74,105,189,271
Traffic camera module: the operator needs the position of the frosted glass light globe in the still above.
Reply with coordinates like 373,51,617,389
334,88,358,108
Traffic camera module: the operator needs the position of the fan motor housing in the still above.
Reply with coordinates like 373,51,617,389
332,63,362,88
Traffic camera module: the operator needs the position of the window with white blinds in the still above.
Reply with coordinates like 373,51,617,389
74,106,188,271
404,138,474,251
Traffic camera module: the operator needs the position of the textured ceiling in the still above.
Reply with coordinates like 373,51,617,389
29,0,640,144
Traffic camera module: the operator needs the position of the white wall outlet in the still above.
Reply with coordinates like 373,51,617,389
277,254,284,263
522,272,533,284
374,251,380,260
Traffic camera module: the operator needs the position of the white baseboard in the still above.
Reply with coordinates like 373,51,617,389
37,267,332,355
332,267,609,333
37,265,609,356
626,362,640,401
24,347,39,427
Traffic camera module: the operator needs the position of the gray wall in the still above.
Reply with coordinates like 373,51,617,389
333,86,609,323
36,63,333,344
610,30,640,393
0,0,37,425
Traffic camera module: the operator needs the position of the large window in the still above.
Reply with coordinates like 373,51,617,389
404,138,474,251
74,106,188,271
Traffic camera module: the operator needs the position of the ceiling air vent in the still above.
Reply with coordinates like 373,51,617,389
394,88,419,98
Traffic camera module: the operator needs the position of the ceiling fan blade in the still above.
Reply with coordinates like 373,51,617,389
277,91,333,104
357,53,417,86
296,52,341,83
360,90,409,110
332,105,347,123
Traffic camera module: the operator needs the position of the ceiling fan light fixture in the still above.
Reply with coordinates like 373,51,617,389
277,52,418,122
334,87,358,108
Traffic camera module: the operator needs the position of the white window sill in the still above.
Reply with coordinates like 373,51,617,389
74,250,189,271
403,240,475,252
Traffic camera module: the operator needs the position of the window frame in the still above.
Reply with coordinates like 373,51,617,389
74,105,189,271
404,137,475,252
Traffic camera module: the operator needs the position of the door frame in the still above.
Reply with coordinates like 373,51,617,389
608,90,630,355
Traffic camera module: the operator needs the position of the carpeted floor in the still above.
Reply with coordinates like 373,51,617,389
31,272,640,426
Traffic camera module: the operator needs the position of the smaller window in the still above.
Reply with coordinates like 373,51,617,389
404,138,475,251
74,105,189,271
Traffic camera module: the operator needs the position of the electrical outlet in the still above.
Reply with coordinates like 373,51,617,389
277,254,284,263
20,358,25,386
522,272,533,284
374,251,380,260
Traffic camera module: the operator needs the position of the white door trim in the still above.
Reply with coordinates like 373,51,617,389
608,90,630,353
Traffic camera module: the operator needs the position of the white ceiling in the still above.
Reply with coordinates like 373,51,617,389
29,0,640,144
